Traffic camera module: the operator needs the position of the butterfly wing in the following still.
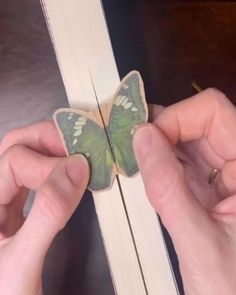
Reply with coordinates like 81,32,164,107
108,71,148,176
54,109,114,191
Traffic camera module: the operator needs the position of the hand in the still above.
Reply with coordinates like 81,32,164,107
0,121,89,294
133,89,236,295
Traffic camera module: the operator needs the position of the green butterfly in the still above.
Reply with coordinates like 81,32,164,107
54,71,148,191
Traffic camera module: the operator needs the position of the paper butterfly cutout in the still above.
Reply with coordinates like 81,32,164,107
54,71,148,191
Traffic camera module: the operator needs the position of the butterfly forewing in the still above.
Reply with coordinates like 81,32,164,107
54,110,114,191
108,71,148,176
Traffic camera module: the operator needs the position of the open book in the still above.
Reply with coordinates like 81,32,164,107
40,0,179,294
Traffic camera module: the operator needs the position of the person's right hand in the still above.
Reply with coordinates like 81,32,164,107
133,89,236,295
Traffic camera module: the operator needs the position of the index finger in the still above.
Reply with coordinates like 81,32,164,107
0,121,65,157
155,88,236,161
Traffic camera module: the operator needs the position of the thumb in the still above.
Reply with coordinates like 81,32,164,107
14,154,89,275
133,123,213,241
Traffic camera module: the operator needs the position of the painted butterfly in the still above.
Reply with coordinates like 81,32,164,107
54,71,148,191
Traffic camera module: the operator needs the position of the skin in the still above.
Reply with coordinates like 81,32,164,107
0,122,89,294
133,88,236,295
0,88,236,294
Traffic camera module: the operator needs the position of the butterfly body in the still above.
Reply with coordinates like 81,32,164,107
54,71,148,191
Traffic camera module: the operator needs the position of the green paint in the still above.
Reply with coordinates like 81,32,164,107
54,71,148,191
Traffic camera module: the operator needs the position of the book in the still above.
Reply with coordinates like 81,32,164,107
40,0,179,294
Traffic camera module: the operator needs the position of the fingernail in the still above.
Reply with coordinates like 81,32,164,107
133,125,153,159
66,155,89,187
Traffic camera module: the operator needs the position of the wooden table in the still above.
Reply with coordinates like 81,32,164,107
1,1,236,294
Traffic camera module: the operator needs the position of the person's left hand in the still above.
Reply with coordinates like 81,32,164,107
133,90,236,294
0,121,89,294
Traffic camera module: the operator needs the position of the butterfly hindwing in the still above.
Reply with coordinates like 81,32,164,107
108,71,148,176
54,110,114,191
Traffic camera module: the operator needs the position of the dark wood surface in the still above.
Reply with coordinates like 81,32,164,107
1,1,236,294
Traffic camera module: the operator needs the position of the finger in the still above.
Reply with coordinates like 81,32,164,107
148,104,164,122
0,145,62,237
133,123,236,289
217,160,236,197
155,88,236,161
0,145,62,206
191,137,224,169
0,189,29,238
213,195,236,220
211,193,236,241
0,121,65,157
14,155,89,273
133,123,213,240
3,155,89,292
212,194,236,237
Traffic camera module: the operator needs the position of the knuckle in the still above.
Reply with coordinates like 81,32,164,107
204,87,224,98
222,161,236,190
204,87,229,106
0,129,19,153
1,144,25,165
0,146,25,204
0,145,25,178
4,144,24,158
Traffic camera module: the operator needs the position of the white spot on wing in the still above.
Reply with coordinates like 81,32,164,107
131,107,138,112
75,120,86,126
124,85,129,89
115,95,123,106
73,118,86,133
121,97,128,106
72,138,78,146
85,152,90,157
68,113,74,120
78,117,86,122
119,96,126,104
73,130,82,137
73,125,83,130
124,102,132,109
